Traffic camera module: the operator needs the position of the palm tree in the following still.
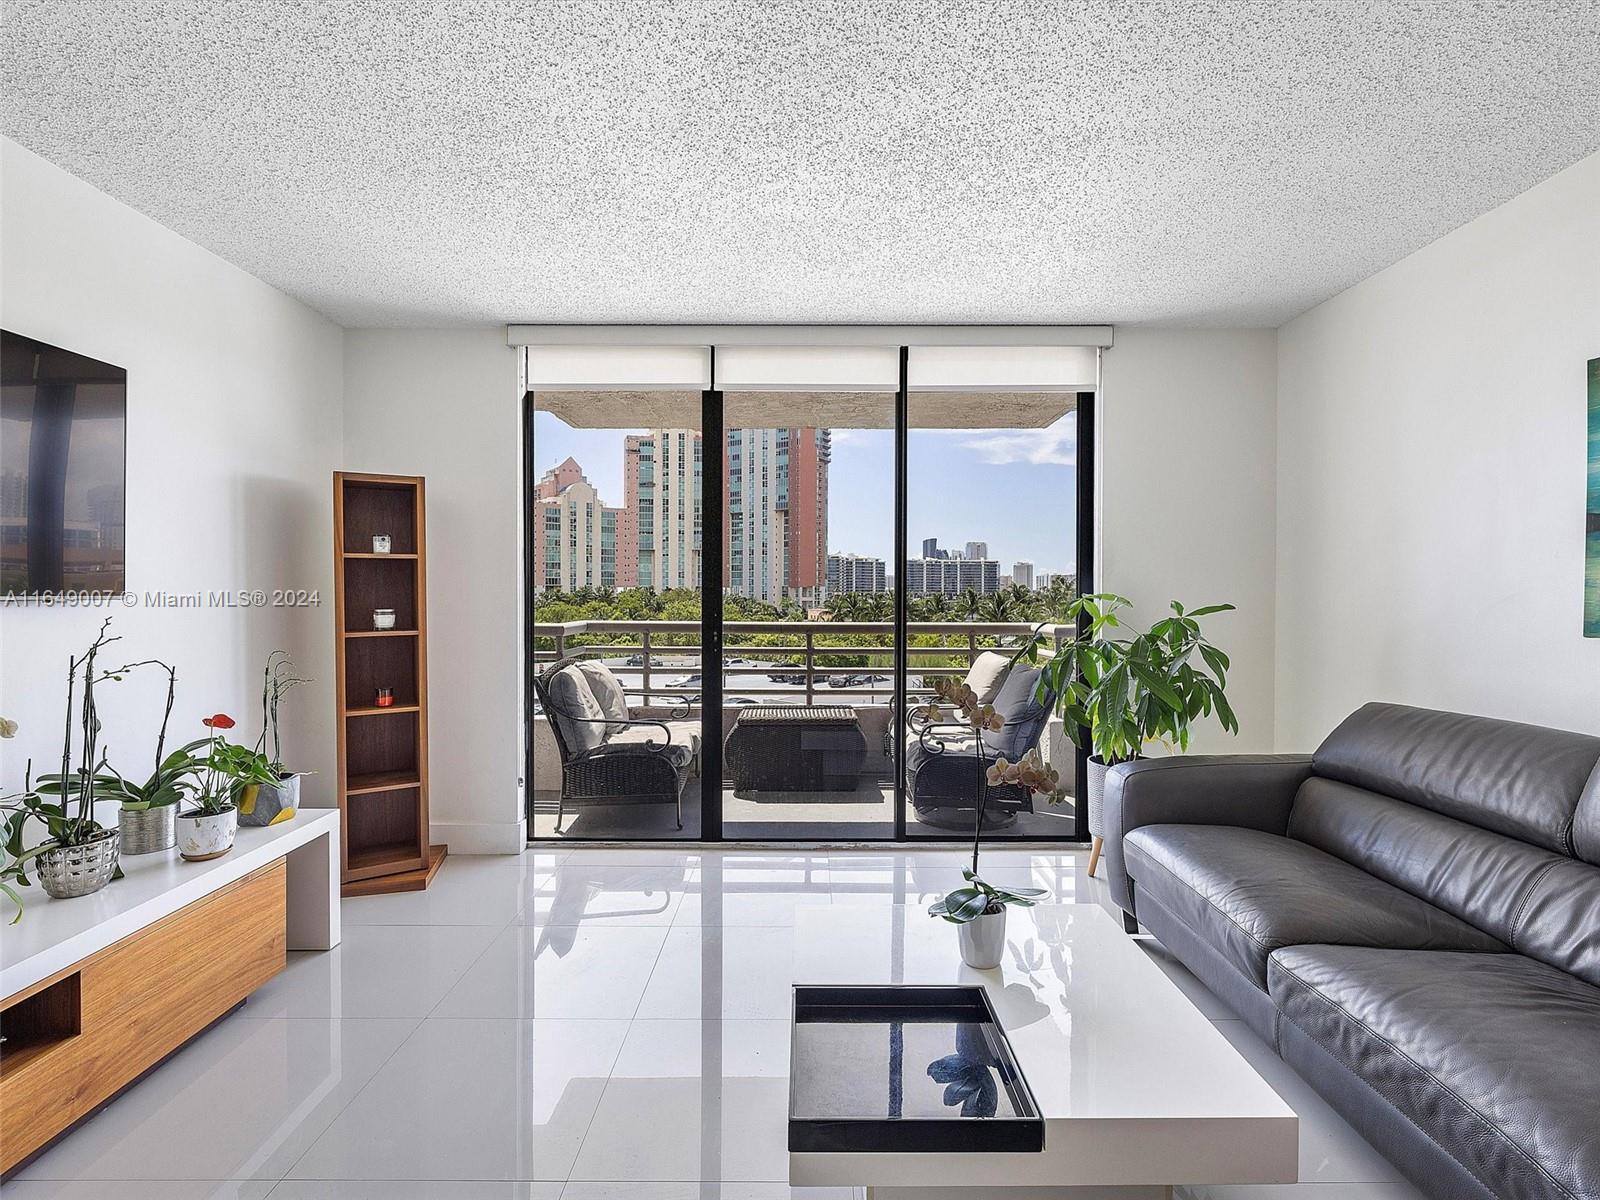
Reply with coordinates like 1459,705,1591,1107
956,587,983,621
979,589,1016,623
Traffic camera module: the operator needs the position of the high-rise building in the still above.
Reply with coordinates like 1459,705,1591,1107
920,537,947,560
963,540,989,562
903,555,1000,596
827,552,887,595
1012,560,1034,588
623,430,702,591
624,426,829,601
532,457,623,592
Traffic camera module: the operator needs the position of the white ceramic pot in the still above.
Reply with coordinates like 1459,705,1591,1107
373,608,397,631
176,806,238,861
957,907,1007,970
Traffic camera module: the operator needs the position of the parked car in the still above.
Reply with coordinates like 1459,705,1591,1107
625,653,645,666
668,674,702,688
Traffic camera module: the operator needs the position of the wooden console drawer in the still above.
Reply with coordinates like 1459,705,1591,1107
1,858,287,1172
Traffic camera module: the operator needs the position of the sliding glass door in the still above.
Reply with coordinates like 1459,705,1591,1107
528,386,706,839
718,382,898,839
526,337,1095,844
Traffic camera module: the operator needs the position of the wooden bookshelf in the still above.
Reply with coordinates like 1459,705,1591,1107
333,472,445,896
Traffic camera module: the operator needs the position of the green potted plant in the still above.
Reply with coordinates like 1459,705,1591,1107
1035,593,1237,874
36,658,207,855
919,670,1060,968
1,622,127,903
242,650,309,826
178,713,276,861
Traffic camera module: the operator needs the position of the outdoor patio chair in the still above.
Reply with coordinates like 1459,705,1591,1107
534,655,700,832
905,650,1057,831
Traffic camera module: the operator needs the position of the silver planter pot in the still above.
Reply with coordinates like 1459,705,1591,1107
956,907,1007,970
119,805,177,854
1086,755,1110,839
37,829,121,899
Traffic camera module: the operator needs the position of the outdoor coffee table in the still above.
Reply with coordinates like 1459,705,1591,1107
789,903,1298,1198
725,705,867,793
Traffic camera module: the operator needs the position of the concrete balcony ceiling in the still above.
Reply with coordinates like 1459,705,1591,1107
535,390,1077,429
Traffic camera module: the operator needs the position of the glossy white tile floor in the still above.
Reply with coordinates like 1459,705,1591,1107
7,846,1427,1200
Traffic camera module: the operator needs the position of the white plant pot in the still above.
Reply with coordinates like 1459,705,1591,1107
957,908,1007,970
176,806,238,861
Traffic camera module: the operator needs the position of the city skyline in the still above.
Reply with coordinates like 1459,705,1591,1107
532,410,1077,593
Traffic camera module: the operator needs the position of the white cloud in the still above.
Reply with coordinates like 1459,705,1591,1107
960,424,1076,466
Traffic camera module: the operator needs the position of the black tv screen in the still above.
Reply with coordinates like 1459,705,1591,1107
1,330,127,595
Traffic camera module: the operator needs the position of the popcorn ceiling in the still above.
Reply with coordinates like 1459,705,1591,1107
2,0,1597,328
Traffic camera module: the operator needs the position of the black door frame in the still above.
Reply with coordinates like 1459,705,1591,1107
526,356,1095,844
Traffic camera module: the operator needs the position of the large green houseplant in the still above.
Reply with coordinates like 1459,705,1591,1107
1034,594,1238,872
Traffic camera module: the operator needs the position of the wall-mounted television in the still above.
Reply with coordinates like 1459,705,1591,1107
1,330,127,595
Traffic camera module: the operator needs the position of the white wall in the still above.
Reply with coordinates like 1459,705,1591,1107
1276,150,1600,748
341,330,524,851
0,137,345,799
1099,329,1280,753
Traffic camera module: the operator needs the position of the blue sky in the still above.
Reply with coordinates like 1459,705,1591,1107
533,410,1077,577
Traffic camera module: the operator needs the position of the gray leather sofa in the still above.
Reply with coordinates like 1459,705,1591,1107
1104,702,1600,1200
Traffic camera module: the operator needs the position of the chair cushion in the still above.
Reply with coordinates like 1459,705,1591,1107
1270,946,1600,1200
1123,824,1506,988
574,661,631,735
982,663,1049,761
609,720,700,765
547,666,607,754
963,651,1013,705
588,738,695,770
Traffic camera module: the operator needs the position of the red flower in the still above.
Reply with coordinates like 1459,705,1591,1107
202,713,236,730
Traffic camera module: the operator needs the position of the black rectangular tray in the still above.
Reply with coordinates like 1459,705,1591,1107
788,984,1044,1154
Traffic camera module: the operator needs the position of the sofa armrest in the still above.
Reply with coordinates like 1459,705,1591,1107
1103,754,1313,916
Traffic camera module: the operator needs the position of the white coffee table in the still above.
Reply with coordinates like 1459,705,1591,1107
790,904,1298,1199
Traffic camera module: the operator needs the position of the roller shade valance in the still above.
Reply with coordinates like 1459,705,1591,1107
519,327,1105,393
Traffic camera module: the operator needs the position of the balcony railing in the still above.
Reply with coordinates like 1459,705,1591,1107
532,619,1073,707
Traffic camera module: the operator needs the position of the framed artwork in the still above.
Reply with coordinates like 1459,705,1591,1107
1588,357,1599,637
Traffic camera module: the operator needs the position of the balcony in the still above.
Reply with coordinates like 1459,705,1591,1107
531,619,1078,840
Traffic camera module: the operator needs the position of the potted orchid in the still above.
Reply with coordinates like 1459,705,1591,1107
1,622,128,904
243,651,310,826
178,714,276,861
919,671,1063,968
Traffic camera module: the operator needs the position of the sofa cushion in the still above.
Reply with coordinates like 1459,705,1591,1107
574,660,631,735
1313,702,1600,854
1575,758,1600,866
1270,946,1600,1200
981,663,1050,762
1290,777,1600,986
1123,824,1506,988
547,666,607,754
963,650,1013,705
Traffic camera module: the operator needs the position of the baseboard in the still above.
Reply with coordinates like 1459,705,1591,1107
428,819,526,855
